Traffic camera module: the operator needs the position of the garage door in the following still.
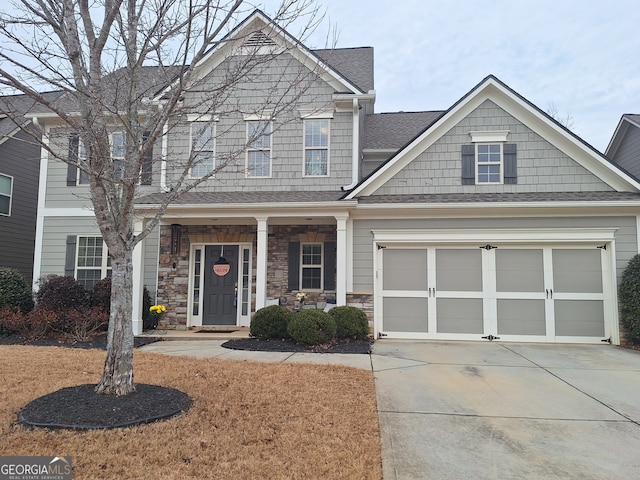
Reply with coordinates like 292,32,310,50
379,245,609,343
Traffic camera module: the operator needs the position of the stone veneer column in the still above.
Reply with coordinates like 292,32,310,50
255,216,269,310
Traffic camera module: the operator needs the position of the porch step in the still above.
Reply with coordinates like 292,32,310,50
138,327,250,341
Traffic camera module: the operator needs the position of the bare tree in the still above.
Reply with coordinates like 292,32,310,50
0,0,327,395
546,102,575,130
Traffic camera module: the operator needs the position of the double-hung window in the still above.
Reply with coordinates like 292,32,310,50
301,243,323,290
476,144,502,184
0,173,12,216
190,121,215,178
111,132,126,180
76,236,111,289
78,140,90,185
304,119,329,176
246,120,271,177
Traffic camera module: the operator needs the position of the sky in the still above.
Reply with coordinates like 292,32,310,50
253,0,640,152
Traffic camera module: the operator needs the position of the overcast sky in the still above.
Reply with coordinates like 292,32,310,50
255,0,640,152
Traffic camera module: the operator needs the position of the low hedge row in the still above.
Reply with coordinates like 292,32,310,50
249,305,370,345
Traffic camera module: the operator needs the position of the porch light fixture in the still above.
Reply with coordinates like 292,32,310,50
171,224,181,255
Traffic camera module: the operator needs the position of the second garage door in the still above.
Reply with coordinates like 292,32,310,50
379,244,610,343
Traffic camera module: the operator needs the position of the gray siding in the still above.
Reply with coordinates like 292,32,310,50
374,100,613,196
611,125,640,180
0,129,41,282
143,226,159,296
165,53,353,192
352,216,637,293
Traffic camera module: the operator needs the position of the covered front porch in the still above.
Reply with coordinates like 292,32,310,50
132,194,355,334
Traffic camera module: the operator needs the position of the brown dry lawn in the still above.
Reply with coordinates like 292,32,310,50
0,346,382,479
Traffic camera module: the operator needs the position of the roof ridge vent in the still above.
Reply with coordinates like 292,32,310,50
244,30,276,48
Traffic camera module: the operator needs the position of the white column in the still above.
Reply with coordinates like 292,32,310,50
336,214,348,306
255,216,269,311
132,221,145,335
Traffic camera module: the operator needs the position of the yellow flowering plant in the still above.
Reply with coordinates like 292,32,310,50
296,292,307,304
149,304,167,316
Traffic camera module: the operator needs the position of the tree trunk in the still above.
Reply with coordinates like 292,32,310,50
95,247,136,396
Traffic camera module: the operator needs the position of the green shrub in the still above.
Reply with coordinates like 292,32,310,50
0,267,34,314
250,305,294,340
91,277,111,314
36,275,90,312
288,309,337,345
329,306,370,340
619,254,640,344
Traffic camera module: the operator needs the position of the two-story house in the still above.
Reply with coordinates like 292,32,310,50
30,10,640,344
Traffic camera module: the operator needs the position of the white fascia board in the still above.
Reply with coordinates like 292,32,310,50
135,200,357,217
605,117,628,157
353,200,640,219
41,207,96,216
372,227,617,245
347,77,640,198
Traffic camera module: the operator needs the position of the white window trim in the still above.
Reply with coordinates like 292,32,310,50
110,132,126,180
189,121,216,179
0,173,13,216
475,143,504,185
299,108,334,119
300,242,324,291
470,130,510,143
75,236,111,287
245,120,272,178
303,119,330,177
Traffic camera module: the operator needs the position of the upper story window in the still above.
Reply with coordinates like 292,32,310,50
190,121,215,178
111,132,126,180
301,243,323,290
76,236,111,289
0,173,13,216
78,140,89,185
304,119,329,176
246,120,272,177
476,144,502,184
462,131,517,185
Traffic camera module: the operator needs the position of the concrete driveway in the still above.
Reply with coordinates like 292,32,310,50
372,341,640,479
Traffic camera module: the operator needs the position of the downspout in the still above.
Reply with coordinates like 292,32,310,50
341,97,360,191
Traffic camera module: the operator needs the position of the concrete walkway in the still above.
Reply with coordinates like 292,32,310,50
139,338,640,479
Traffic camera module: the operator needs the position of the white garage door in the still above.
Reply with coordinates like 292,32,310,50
379,244,610,343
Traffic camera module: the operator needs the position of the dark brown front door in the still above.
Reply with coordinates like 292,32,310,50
203,245,238,325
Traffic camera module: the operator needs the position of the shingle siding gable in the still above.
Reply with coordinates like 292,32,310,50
371,100,614,196
610,124,640,180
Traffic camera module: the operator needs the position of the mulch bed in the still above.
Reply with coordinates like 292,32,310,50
222,337,373,354
19,383,191,430
0,332,158,349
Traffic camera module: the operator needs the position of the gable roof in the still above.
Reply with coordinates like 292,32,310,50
363,111,445,150
157,9,368,101
605,113,640,159
345,75,640,199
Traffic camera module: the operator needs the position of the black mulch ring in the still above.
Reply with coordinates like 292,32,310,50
19,384,191,430
0,332,158,349
222,337,373,354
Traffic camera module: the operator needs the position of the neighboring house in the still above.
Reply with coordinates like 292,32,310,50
0,94,54,284
606,114,640,180
29,10,640,344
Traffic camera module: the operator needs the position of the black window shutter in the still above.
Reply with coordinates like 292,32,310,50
287,242,300,291
67,134,79,186
461,144,475,185
323,241,337,291
141,131,153,185
503,143,517,184
64,235,77,277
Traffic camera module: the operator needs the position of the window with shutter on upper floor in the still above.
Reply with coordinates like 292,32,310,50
0,173,12,216
462,131,516,185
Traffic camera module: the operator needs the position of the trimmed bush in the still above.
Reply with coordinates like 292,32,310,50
0,267,34,314
91,277,111,314
619,253,640,344
250,305,294,340
36,275,90,312
329,306,370,340
62,307,109,342
0,308,55,341
288,309,337,346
